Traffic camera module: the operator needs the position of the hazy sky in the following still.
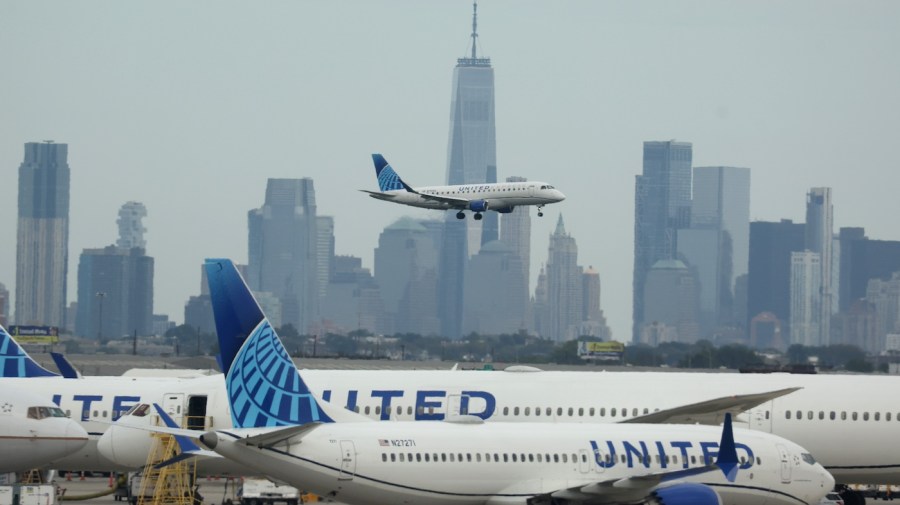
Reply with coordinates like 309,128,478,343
2,1,899,342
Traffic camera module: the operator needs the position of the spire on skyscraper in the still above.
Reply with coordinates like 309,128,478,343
470,0,479,59
555,214,567,236
459,0,489,67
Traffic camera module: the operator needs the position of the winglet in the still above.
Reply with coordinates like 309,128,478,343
50,352,82,379
716,413,739,482
153,403,204,453
0,325,59,377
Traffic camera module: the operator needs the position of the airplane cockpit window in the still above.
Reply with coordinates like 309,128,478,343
124,404,151,417
27,406,66,420
801,453,817,465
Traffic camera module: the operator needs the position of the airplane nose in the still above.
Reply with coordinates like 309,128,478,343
66,420,89,454
98,420,153,469
554,190,566,202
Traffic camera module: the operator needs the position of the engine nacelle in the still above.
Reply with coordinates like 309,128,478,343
468,200,489,212
650,483,721,505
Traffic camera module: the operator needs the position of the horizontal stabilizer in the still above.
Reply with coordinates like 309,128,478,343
237,423,321,448
622,387,801,425
154,449,221,469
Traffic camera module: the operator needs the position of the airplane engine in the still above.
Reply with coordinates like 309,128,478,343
468,199,489,212
648,483,721,505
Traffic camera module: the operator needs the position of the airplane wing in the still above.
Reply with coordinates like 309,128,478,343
535,465,720,504
530,414,740,505
359,190,399,198
621,387,801,425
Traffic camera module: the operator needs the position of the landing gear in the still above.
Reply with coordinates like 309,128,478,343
456,211,465,220
474,213,483,221
537,205,545,217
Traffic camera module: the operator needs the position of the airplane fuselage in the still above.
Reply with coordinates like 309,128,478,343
206,420,831,505
8,369,900,484
368,181,564,212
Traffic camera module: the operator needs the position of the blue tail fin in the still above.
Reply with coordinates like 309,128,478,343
0,325,59,377
372,154,410,192
204,259,333,428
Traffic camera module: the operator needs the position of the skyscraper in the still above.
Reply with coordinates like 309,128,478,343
374,217,440,336
438,2,497,337
790,251,822,347
116,202,147,250
690,166,751,324
75,245,154,339
500,176,532,286
837,227,900,311
805,187,834,343
633,140,693,340
747,219,806,339
247,178,319,333
16,141,71,328
463,240,527,335
0,283,9,328
537,216,582,341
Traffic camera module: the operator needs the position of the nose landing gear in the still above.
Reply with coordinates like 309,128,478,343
537,205,545,217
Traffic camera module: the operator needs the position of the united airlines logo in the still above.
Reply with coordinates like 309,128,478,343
0,328,56,378
227,320,333,428
377,165,404,192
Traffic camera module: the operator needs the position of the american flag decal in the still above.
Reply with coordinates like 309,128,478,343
378,439,390,447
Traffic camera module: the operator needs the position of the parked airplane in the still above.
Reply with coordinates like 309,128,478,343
112,259,833,505
0,389,88,472
361,154,565,219
0,314,894,503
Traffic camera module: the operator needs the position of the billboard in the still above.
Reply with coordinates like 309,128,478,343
577,340,624,361
8,325,59,344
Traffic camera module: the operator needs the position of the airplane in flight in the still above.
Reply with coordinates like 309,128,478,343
0,389,88,472
360,154,565,219
111,259,833,505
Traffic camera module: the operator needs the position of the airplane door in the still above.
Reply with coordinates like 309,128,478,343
578,449,590,474
777,444,792,483
162,393,185,427
749,404,773,433
338,440,356,480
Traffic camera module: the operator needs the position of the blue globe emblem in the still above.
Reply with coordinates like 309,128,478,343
227,320,331,428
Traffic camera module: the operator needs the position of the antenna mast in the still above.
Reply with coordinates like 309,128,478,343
471,1,478,59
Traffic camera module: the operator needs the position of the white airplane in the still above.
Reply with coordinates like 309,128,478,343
360,154,565,219
0,389,88,472
112,258,833,505
0,313,892,504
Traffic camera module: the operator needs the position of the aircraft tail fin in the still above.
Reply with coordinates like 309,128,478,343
205,259,366,428
371,154,413,192
0,325,59,377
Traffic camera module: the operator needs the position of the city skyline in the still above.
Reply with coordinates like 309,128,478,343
2,2,899,341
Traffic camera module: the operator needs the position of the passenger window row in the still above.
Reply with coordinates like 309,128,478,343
378,451,762,466
785,410,896,422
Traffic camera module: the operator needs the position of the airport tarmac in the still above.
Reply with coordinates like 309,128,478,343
56,475,242,505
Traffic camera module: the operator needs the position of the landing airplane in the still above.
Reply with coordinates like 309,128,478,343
0,389,88,472
111,258,833,505
360,154,565,219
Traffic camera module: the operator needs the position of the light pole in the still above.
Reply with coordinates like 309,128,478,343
96,291,106,344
